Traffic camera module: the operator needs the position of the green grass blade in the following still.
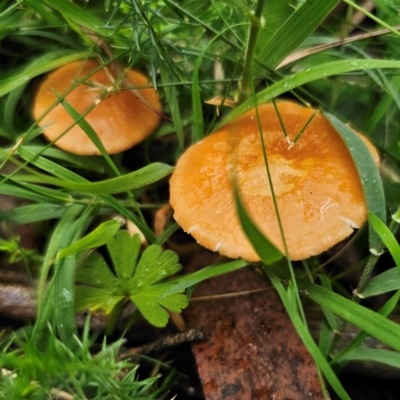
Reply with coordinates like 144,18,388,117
0,50,91,96
162,259,249,297
360,268,400,298
298,279,400,352
221,59,400,126
18,146,87,182
368,212,400,267
266,270,349,400
56,95,121,176
15,145,111,174
255,0,339,70
234,190,282,265
36,204,85,308
23,0,64,25
33,206,90,349
2,203,67,224
0,177,72,204
324,113,386,250
159,66,184,148
57,220,121,260
331,290,400,364
366,74,400,133
42,0,122,39
339,348,400,369
54,211,93,346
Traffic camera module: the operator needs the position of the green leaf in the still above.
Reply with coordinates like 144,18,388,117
130,294,170,327
359,268,400,298
323,113,386,250
130,283,188,327
107,230,141,280
129,245,181,287
58,220,121,260
76,251,119,290
368,212,400,267
75,231,188,327
298,279,400,352
75,287,124,314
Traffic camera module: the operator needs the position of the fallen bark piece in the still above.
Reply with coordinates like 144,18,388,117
185,251,324,400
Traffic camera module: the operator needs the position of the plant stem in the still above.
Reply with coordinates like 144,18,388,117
238,0,265,103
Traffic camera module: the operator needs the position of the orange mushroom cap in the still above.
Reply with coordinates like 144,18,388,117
32,60,162,155
169,101,379,261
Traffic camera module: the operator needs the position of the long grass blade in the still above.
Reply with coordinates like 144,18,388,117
298,279,400,352
323,113,386,250
221,59,400,126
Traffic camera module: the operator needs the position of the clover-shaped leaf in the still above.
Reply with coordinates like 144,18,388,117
75,230,188,327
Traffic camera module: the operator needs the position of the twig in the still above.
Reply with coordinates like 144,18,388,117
117,327,205,361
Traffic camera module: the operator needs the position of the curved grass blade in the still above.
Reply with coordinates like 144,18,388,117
221,59,400,127
331,290,400,364
360,268,400,298
57,219,121,261
323,113,386,250
14,145,111,174
255,0,339,71
0,50,91,96
56,94,120,176
234,190,282,265
2,203,67,224
14,160,174,194
42,0,123,39
162,259,249,297
298,279,400,352
368,212,400,267
339,348,400,369
266,270,350,400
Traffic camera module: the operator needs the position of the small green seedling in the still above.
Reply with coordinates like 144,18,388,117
75,230,189,327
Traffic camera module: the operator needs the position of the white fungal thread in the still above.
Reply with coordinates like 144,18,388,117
370,248,384,256
319,198,337,220
339,216,359,229
62,288,73,302
187,225,199,234
213,241,222,252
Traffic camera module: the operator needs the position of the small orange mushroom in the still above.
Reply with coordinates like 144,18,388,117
169,101,379,261
32,60,162,155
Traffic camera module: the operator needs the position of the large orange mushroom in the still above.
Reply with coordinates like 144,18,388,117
32,59,162,155
169,101,379,261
